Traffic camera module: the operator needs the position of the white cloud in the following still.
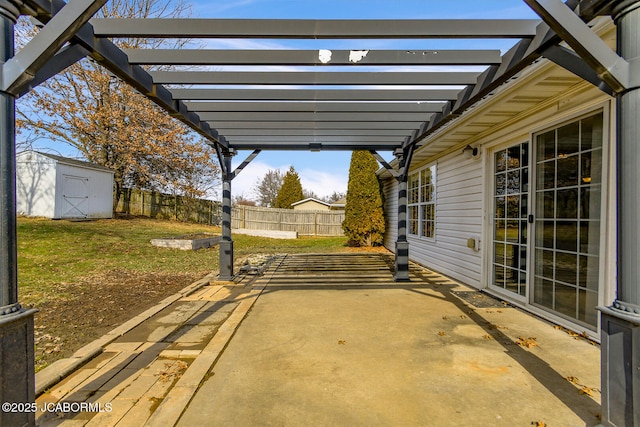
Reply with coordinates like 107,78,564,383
299,168,348,199
229,160,288,201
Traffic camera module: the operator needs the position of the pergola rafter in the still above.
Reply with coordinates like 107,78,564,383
148,70,483,86
84,17,546,155
183,101,446,113
2,2,640,425
90,18,542,38
124,48,502,66
169,88,463,101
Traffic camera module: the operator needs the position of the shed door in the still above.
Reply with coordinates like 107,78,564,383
62,174,89,218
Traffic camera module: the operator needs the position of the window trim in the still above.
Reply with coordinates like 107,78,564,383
529,110,605,330
408,163,437,240
489,141,530,302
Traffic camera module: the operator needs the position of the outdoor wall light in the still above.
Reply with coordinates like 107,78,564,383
462,145,480,159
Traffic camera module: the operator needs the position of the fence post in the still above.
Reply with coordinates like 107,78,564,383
314,212,318,236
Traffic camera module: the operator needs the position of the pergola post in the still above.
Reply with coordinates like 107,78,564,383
218,150,235,281
393,147,413,282
0,1,37,426
599,2,640,426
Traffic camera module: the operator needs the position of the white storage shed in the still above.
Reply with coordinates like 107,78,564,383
16,151,115,219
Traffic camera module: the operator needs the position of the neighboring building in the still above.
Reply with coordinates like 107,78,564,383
16,151,114,219
379,19,615,339
291,197,347,211
291,198,331,211
329,197,346,210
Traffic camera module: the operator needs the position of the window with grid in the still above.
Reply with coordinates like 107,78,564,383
408,165,436,239
492,142,529,297
533,112,603,328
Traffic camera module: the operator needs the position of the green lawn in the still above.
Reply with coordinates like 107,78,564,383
17,216,354,370
17,216,350,305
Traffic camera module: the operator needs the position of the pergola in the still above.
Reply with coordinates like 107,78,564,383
0,0,638,425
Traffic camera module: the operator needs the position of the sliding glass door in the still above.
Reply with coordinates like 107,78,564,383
491,111,603,329
492,143,529,298
533,112,603,328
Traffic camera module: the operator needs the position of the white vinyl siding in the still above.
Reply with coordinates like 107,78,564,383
409,155,483,287
379,60,616,337
16,151,114,219
382,177,398,250
382,153,483,287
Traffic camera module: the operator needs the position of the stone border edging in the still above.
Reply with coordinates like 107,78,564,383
234,228,298,239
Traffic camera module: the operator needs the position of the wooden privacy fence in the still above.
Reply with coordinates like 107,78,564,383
232,205,345,236
115,189,344,236
116,188,221,225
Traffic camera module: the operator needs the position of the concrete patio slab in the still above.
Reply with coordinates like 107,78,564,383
35,253,601,426
178,254,601,427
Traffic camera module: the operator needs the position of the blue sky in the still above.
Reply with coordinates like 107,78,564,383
192,1,537,20
23,1,540,201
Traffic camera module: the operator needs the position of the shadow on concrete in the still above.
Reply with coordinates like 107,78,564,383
42,280,260,422
255,253,600,425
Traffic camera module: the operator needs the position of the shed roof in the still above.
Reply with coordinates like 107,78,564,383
18,151,115,174
291,198,331,208
330,197,347,208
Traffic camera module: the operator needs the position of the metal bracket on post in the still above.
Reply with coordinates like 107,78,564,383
524,0,632,94
370,150,399,179
396,144,415,183
541,44,614,95
230,149,261,180
1,0,108,95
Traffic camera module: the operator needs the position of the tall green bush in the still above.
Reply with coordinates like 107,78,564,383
343,150,385,246
274,166,304,209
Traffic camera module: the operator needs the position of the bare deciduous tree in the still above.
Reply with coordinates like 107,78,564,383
16,0,219,211
252,169,284,207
